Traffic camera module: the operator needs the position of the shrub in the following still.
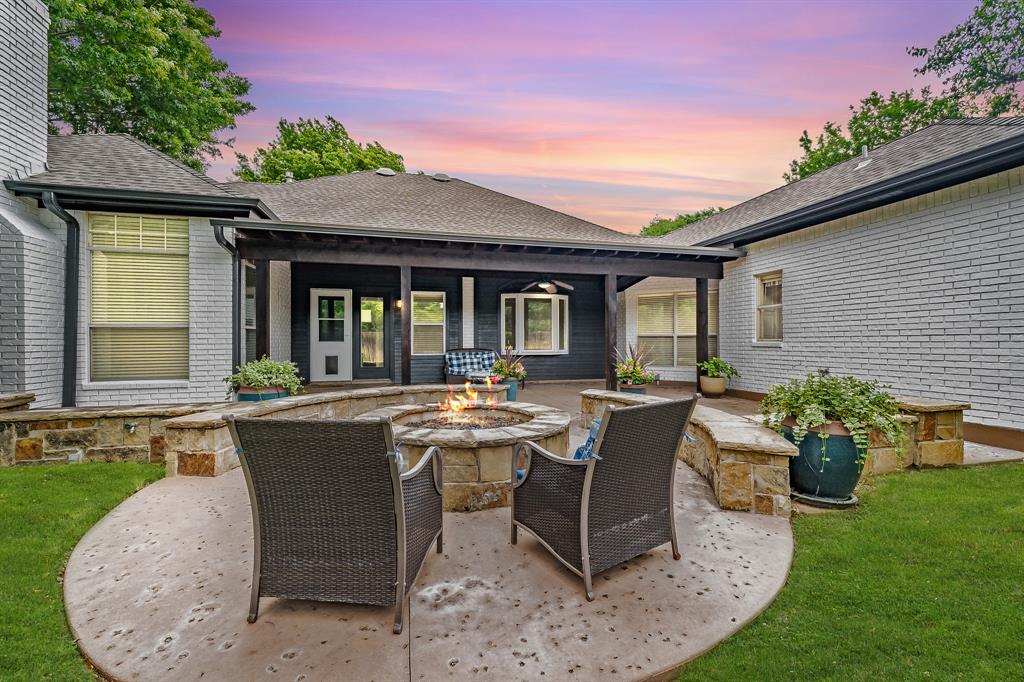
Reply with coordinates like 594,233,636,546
224,356,303,398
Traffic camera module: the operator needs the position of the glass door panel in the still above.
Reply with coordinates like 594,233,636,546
360,297,385,368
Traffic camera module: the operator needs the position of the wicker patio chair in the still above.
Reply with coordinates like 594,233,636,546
225,415,443,634
510,398,697,600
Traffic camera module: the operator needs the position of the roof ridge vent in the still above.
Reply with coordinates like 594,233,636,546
375,167,397,176
432,172,451,182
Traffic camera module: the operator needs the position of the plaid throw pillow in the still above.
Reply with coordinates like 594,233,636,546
445,350,499,375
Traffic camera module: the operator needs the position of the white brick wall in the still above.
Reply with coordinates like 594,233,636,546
719,167,1024,430
74,214,235,406
623,277,719,382
0,0,48,181
269,260,291,361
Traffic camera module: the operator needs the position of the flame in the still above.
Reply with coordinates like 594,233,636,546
439,379,499,414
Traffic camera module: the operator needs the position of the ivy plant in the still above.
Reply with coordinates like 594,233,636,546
697,357,740,379
224,357,303,398
760,372,904,467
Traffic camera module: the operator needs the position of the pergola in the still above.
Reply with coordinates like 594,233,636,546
213,218,744,390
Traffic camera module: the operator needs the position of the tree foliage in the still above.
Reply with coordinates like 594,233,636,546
46,0,254,171
909,0,1024,116
234,116,405,182
640,206,724,237
783,89,961,183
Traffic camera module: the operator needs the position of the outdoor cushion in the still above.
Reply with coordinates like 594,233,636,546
445,350,499,376
572,418,602,460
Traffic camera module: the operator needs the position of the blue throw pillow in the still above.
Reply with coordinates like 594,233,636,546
572,418,602,460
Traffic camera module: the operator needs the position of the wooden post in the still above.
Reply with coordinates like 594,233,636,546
255,260,270,359
605,272,618,391
696,278,709,374
400,265,412,385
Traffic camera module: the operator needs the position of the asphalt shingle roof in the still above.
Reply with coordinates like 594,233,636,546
224,172,641,244
16,134,242,198
659,117,1024,246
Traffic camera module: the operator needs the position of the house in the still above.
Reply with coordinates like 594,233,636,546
1,0,1022,451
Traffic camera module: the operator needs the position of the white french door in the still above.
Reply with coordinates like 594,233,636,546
309,289,353,382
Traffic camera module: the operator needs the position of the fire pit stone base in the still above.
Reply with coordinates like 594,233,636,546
355,401,570,512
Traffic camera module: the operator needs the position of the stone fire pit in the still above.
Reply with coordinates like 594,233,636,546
355,401,570,512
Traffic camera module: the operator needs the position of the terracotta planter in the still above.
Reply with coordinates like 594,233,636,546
236,385,289,402
698,375,727,398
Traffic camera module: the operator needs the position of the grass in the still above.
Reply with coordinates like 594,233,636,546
0,463,163,681
680,463,1024,681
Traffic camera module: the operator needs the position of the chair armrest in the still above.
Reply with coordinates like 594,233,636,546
401,446,443,496
513,440,588,489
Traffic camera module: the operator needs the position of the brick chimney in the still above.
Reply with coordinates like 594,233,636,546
0,0,49,181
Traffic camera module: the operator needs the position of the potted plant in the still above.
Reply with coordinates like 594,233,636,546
491,346,526,401
696,357,739,398
225,356,303,401
615,344,656,394
761,372,905,508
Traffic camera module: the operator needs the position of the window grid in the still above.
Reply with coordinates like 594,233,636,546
756,272,783,341
411,291,446,355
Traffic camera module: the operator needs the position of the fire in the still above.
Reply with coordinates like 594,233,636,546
439,378,499,415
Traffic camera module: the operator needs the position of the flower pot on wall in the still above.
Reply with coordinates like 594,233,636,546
783,418,862,508
501,379,519,401
617,384,648,395
236,385,289,402
698,376,727,398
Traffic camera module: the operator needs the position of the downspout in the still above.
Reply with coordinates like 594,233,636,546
41,191,79,407
214,224,242,371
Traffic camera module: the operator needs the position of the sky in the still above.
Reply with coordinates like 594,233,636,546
198,0,974,233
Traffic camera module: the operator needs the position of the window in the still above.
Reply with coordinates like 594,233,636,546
88,213,189,381
412,292,445,355
756,272,783,341
637,291,718,367
500,293,569,354
243,262,257,362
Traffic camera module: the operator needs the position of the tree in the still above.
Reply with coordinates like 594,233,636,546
640,207,724,237
47,0,254,171
784,88,961,183
909,0,1024,116
234,116,405,182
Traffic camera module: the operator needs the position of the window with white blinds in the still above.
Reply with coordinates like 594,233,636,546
756,272,783,341
412,292,445,355
500,293,569,354
637,291,718,368
89,214,189,381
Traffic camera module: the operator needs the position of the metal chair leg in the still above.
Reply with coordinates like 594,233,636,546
436,530,443,553
393,591,406,634
583,565,595,601
247,576,261,623
671,533,681,561
511,522,518,545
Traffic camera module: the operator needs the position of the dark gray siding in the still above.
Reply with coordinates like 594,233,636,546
290,264,604,384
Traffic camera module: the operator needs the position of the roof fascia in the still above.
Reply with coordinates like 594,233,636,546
698,132,1024,248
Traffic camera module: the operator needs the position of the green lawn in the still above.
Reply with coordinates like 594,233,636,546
0,463,163,681
681,463,1024,681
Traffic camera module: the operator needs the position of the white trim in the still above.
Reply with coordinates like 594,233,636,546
500,293,570,356
411,291,446,356
461,277,475,347
309,288,353,381
754,270,783,343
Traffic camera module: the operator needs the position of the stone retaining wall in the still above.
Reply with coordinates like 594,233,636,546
163,384,508,477
580,390,798,517
0,402,213,467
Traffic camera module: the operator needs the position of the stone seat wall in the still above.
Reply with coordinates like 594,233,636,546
162,384,508,477
580,390,798,517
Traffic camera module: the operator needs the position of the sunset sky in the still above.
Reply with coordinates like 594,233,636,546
198,0,974,232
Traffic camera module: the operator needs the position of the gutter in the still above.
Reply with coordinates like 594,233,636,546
212,218,745,260
698,132,1024,247
214,224,242,372
40,191,79,407
4,181,278,220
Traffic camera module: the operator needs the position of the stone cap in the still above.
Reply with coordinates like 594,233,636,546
896,396,971,412
355,401,569,448
165,384,508,430
0,392,36,411
581,389,797,457
0,401,215,422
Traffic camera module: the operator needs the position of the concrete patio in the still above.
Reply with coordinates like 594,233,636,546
63,440,792,681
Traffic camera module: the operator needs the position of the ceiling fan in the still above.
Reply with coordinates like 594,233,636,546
520,278,575,293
